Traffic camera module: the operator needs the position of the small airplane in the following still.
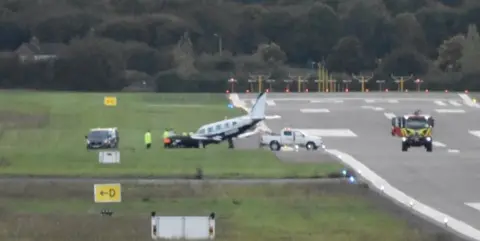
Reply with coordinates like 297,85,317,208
166,92,278,149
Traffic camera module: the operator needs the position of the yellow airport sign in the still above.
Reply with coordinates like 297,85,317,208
94,183,121,203
104,96,117,106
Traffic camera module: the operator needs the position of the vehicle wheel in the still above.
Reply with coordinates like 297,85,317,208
402,142,408,152
306,142,316,150
269,141,280,151
425,142,433,152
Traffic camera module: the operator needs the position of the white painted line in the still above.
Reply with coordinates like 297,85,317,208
373,107,384,111
384,113,396,119
361,106,373,109
432,141,446,147
300,129,357,137
310,99,344,103
266,100,276,106
300,109,330,113
458,93,480,108
434,100,446,106
435,109,466,113
448,100,462,107
468,130,480,138
448,149,460,153
327,149,480,241
233,93,480,240
466,203,480,212
388,99,399,103
365,99,375,103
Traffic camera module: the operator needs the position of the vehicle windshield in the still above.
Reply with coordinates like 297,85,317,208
88,131,108,139
405,118,429,129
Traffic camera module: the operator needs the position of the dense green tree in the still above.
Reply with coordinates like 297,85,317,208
1,0,480,91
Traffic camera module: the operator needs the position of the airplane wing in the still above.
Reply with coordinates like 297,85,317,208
236,129,259,139
189,134,210,140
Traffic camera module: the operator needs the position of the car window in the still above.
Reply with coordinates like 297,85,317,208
294,131,304,137
88,131,108,139
283,131,292,136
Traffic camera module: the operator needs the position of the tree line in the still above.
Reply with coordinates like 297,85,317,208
1,0,480,92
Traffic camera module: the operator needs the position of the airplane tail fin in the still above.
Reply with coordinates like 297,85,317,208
249,92,267,120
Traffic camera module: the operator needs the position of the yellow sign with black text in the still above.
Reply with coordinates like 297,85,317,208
104,96,117,106
94,183,121,203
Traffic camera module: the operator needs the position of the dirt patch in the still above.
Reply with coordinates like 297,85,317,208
0,110,49,129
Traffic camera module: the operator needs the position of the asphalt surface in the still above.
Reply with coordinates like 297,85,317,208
236,92,480,232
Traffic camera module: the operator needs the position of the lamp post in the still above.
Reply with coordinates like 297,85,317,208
227,78,237,93
342,80,352,92
376,80,385,91
265,79,276,92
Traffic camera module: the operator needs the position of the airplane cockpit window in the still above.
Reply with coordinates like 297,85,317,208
215,124,222,130
198,129,206,134
207,127,213,133
283,131,292,136
232,121,237,126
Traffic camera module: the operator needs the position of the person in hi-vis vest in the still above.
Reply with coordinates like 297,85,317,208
144,130,152,149
163,128,170,148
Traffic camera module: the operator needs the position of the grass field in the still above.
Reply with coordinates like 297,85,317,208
0,91,341,178
0,181,448,241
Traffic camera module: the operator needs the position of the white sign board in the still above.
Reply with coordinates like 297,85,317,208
98,151,120,164
151,216,215,240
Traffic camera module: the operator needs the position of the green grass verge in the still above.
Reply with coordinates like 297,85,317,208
0,182,428,241
0,91,342,178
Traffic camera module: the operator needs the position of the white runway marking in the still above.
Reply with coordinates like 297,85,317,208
309,99,344,103
448,100,462,107
300,109,330,113
388,99,399,103
465,203,480,212
300,129,357,137
432,141,446,147
365,99,375,103
434,100,447,106
435,109,465,113
266,100,276,106
328,148,480,240
384,113,396,119
448,149,460,153
361,106,384,111
468,130,480,138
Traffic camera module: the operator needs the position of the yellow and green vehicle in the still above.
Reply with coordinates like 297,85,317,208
391,114,434,152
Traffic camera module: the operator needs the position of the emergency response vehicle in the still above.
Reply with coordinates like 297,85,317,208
391,112,434,152
391,110,434,137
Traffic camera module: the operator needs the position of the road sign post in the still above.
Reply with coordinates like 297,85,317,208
104,96,117,106
376,80,385,91
94,183,122,203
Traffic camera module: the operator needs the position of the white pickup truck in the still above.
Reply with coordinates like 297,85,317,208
259,128,325,151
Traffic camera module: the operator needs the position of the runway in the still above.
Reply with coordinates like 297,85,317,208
234,92,480,239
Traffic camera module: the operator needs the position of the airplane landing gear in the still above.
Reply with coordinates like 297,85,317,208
227,138,235,149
